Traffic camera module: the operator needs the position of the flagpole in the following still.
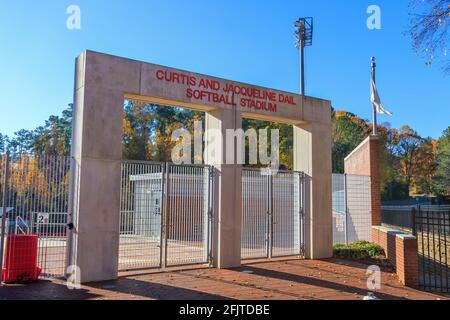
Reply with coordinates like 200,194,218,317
371,57,377,136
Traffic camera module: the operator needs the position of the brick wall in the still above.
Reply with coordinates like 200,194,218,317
345,136,419,289
372,226,419,288
344,135,381,226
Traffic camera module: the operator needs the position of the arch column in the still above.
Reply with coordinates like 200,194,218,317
69,85,124,283
205,108,243,268
68,52,140,283
293,102,333,259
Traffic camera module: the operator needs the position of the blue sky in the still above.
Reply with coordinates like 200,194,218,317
0,0,449,138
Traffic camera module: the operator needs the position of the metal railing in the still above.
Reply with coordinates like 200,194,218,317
332,174,371,244
165,163,212,267
417,207,450,293
382,205,450,293
15,216,29,235
272,171,304,257
118,161,212,271
241,169,269,259
381,205,416,234
119,161,164,271
241,168,305,260
381,205,450,235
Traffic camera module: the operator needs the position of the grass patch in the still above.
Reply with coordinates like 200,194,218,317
333,241,385,260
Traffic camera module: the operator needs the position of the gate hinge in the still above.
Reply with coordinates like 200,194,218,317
207,253,214,266
299,208,305,217
300,244,306,256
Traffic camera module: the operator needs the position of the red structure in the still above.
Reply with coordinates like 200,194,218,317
1,235,41,283
344,135,382,226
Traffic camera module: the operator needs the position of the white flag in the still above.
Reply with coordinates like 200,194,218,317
370,77,392,116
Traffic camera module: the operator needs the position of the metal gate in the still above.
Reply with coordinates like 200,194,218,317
415,206,450,293
382,205,450,293
241,168,305,260
118,161,212,271
0,153,70,281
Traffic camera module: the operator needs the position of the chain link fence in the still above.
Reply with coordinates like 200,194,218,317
332,174,371,245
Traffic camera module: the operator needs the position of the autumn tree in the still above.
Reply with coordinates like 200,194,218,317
0,133,8,154
396,125,424,193
1,99,446,203
242,119,293,170
331,110,368,173
8,129,34,155
32,106,72,156
123,100,204,162
413,137,437,195
377,125,409,200
433,126,450,197
123,101,156,160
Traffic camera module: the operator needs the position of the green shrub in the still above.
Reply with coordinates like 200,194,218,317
333,241,385,260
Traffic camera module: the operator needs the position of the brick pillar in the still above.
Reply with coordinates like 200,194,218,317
397,234,419,288
344,135,381,226
372,226,419,288
369,137,381,226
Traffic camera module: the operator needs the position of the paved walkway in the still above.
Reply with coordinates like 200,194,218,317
0,258,447,300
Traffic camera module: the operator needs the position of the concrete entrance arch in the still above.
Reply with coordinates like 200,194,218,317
69,50,332,283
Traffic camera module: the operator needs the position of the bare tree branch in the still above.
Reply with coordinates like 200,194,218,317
407,0,450,73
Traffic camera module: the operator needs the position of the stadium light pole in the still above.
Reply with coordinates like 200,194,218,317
294,17,313,96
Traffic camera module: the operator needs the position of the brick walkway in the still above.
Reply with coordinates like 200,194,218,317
0,258,447,300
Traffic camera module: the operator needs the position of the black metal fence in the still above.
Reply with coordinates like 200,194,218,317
381,205,416,234
416,207,450,293
382,205,450,293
